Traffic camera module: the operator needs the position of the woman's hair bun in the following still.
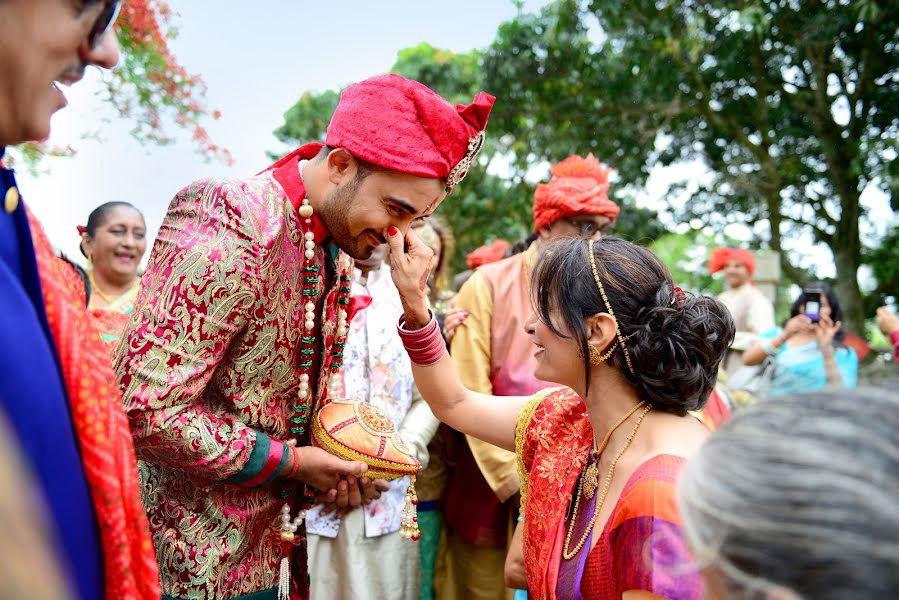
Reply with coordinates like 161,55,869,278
626,284,735,414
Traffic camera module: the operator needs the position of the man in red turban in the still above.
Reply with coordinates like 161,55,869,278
466,239,511,270
709,247,774,375
442,154,619,600
115,74,494,600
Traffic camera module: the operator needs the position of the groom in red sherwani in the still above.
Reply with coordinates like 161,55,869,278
116,75,494,600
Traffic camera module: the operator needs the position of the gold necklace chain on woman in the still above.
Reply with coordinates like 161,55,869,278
562,402,652,560
88,270,137,304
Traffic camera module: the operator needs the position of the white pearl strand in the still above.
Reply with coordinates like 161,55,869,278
279,503,307,541
281,196,351,532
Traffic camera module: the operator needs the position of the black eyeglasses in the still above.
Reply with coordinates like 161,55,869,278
564,217,612,239
86,0,121,49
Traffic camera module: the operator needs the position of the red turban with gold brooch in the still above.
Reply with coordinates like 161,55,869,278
532,153,620,232
326,74,495,193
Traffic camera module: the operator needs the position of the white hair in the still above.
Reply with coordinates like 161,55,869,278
680,386,899,599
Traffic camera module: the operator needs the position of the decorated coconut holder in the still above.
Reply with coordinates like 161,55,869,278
312,398,422,539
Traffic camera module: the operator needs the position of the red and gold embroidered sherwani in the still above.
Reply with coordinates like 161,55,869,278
116,143,349,600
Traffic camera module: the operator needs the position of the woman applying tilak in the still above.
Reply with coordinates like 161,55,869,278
387,228,734,600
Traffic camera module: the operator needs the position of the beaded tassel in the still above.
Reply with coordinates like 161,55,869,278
277,503,306,600
399,476,420,541
277,556,290,600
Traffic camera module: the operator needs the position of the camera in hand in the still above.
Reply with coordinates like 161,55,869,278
803,288,822,323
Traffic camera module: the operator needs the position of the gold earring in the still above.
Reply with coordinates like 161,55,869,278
579,342,616,367
587,344,604,366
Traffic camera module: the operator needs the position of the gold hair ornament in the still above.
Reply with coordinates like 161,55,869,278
586,239,635,375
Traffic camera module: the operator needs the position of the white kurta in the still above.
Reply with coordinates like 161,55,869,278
307,262,439,600
718,283,776,375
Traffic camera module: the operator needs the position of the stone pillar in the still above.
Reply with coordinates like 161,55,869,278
753,251,780,304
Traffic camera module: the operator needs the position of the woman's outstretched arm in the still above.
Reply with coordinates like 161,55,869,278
387,226,525,452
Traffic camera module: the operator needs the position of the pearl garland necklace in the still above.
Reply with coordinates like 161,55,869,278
278,196,354,599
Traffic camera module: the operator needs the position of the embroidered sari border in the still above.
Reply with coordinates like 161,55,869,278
516,386,559,516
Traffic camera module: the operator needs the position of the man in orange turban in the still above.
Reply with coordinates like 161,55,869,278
532,153,620,237
441,154,619,600
466,239,511,270
709,247,775,374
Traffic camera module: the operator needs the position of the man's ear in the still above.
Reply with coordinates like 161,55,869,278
585,312,617,350
326,147,355,185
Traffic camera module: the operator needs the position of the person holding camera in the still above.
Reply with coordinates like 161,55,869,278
876,306,899,363
743,283,858,397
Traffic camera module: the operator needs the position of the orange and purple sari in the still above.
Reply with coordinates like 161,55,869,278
516,387,702,600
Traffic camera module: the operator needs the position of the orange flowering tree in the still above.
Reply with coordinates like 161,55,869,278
16,0,231,167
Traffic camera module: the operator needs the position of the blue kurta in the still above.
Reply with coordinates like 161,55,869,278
0,159,103,599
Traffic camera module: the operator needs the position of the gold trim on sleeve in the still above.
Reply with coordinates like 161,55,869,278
515,388,555,516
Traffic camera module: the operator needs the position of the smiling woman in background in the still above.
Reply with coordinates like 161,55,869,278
79,201,147,346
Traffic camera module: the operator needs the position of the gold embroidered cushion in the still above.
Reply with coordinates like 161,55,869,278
312,399,421,479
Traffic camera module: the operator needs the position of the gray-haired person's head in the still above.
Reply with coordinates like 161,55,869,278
680,387,899,599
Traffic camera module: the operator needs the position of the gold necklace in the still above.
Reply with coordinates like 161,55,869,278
562,402,652,560
581,401,646,500
88,270,137,305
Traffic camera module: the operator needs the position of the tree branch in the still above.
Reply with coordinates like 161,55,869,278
848,14,878,141
781,214,834,245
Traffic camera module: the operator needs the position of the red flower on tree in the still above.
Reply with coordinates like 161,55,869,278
13,0,232,168
109,0,233,164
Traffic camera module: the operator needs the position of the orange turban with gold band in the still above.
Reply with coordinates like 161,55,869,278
466,239,510,269
532,154,619,232
708,247,755,276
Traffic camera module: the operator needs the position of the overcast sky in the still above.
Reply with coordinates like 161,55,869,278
17,0,552,262
14,0,893,280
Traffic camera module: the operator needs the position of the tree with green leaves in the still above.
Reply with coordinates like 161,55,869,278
482,0,897,335
272,42,663,273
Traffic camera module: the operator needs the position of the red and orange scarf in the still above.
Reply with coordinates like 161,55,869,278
28,208,159,600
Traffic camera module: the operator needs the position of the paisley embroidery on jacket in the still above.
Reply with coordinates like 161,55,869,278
117,171,349,599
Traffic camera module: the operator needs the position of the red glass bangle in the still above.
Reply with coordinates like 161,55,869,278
398,312,447,366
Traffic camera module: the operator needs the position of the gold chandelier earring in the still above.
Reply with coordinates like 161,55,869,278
578,341,617,367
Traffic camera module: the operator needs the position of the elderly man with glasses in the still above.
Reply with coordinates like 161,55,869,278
0,2,160,600
437,153,620,600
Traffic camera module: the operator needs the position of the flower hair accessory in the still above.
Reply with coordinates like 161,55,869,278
77,225,87,235
671,286,686,308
